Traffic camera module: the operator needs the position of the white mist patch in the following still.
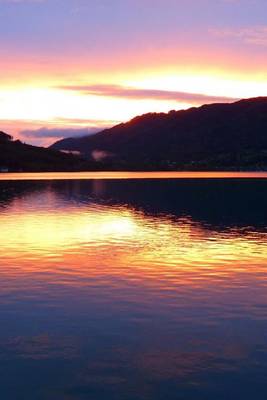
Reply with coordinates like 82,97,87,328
60,150,81,156
91,150,111,161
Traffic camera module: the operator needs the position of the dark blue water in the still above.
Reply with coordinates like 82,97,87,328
0,176,267,399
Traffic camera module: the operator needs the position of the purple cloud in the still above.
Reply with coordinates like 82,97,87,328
20,126,101,140
211,26,267,47
58,84,238,104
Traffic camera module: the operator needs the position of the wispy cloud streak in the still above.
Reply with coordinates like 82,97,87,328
211,26,267,47
59,84,238,104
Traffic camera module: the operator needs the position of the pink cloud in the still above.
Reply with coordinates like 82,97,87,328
59,84,238,104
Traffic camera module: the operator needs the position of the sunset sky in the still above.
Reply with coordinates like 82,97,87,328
0,0,267,146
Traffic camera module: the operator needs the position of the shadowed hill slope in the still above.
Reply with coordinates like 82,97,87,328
51,97,267,170
0,132,84,172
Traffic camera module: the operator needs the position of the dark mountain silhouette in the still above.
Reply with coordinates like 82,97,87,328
51,97,267,170
0,131,85,172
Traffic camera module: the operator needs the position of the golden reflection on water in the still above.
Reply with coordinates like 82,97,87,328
0,189,267,297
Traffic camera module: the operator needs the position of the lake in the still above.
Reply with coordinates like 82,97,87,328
0,172,267,399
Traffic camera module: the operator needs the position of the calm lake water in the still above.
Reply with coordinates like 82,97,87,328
0,172,267,399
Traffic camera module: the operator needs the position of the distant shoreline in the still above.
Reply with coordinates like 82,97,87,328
1,171,267,181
